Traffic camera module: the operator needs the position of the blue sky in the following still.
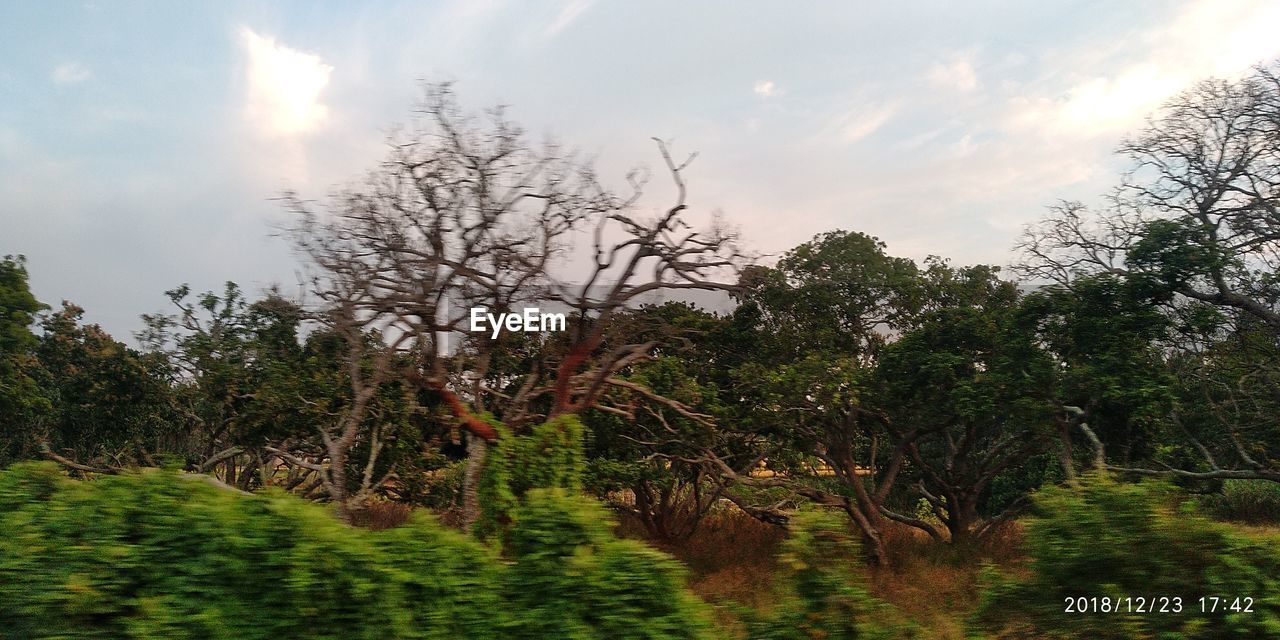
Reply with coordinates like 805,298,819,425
5,0,1280,339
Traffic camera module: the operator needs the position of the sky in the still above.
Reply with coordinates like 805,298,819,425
4,0,1280,341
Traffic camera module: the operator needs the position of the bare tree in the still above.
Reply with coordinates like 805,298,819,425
282,85,743,524
1017,63,1280,325
542,139,742,418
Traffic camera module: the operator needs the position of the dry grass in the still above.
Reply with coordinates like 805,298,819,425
617,509,787,610
349,500,415,530
1228,521,1280,541
404,497,1031,638
620,510,1030,640
861,521,1019,639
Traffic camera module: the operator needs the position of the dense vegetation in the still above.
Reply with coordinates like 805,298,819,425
3,64,1280,638
973,477,1280,638
0,460,716,640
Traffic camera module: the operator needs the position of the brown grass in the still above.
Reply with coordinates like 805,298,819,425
619,509,1030,640
864,520,1028,640
403,497,1032,639
1225,521,1280,549
617,508,787,610
349,501,414,530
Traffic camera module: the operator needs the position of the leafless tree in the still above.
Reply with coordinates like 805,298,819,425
1017,62,1280,327
282,84,744,524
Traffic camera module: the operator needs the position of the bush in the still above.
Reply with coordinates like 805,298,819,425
744,510,914,640
504,489,716,640
392,453,465,511
476,414,586,539
0,462,506,639
970,475,1280,639
1200,479,1280,524
0,462,717,640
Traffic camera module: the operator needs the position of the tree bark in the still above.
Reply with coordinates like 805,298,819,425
461,434,487,532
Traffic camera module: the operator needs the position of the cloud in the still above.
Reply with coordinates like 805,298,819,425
51,62,90,84
239,26,333,136
831,103,897,143
753,79,779,97
926,55,977,92
543,0,593,39
1008,0,1280,137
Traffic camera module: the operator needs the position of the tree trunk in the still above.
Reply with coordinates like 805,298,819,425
1057,419,1077,481
328,443,351,523
842,501,890,568
461,434,487,532
946,494,981,546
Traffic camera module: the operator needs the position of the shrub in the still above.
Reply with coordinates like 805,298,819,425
0,462,506,639
970,475,1280,639
744,510,914,640
0,462,717,639
1200,479,1280,524
503,489,716,640
476,414,586,539
393,454,465,511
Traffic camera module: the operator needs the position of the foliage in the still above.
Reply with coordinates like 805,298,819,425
875,267,1057,544
1200,479,1280,524
0,462,507,639
0,462,718,640
35,303,183,468
396,456,465,510
1018,275,1177,464
716,231,931,563
1166,315,1280,482
0,256,44,355
725,242,1057,558
138,283,308,472
745,230,921,361
582,309,733,539
504,489,717,640
476,414,586,539
744,510,914,639
0,255,49,465
138,283,443,505
971,475,1280,639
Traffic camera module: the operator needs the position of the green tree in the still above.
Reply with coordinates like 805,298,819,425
1017,275,1177,470
0,255,48,465
1017,61,1280,483
34,303,181,471
579,303,735,540
141,283,442,515
707,231,925,565
875,265,1058,545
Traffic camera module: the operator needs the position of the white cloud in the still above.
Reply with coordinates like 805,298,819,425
239,26,333,136
926,56,977,92
543,0,594,39
1008,0,1280,137
753,79,779,97
832,103,897,143
51,62,90,84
